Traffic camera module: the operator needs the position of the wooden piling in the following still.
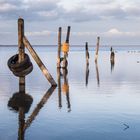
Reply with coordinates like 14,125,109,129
95,36,100,63
18,18,25,91
23,36,57,86
110,47,115,62
110,47,115,72
63,26,71,68
66,26,71,43
85,42,89,65
57,27,62,68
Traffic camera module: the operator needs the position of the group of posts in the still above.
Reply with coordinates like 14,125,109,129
85,37,115,86
85,37,115,66
57,26,71,112
18,18,57,88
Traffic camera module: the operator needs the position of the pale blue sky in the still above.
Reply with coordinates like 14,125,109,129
0,0,140,45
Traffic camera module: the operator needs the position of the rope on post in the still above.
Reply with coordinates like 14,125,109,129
62,42,69,53
62,26,71,68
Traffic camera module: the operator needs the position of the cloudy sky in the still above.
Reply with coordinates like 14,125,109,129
0,0,140,45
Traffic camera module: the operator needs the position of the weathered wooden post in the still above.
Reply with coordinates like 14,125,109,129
110,47,115,72
62,26,71,68
110,47,115,63
85,42,89,65
95,36,100,63
23,36,57,86
57,27,62,68
18,18,25,92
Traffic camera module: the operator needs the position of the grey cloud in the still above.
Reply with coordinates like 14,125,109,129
0,0,140,22
0,0,61,21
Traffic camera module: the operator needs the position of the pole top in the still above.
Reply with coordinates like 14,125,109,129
18,17,24,22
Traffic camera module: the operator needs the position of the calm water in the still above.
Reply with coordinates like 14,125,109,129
0,46,140,140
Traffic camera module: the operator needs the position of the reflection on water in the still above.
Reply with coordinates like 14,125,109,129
111,60,115,73
8,78,56,140
1,46,140,140
95,62,100,86
85,63,89,86
24,86,56,130
8,82,32,140
57,67,71,112
57,68,62,109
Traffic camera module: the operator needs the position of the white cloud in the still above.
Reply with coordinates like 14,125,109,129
107,28,123,35
105,28,139,37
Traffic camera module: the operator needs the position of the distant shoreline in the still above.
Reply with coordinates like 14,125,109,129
0,45,140,47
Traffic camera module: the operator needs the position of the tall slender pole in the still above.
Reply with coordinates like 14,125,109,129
63,26,71,68
66,26,71,44
95,36,100,63
18,18,25,92
57,27,62,68
85,42,89,65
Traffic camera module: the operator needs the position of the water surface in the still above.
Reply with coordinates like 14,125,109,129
0,46,140,140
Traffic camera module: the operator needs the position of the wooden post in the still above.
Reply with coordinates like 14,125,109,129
63,26,71,68
85,42,89,65
110,47,115,72
110,47,115,63
66,26,71,44
18,18,25,92
95,36,100,63
57,27,62,68
23,36,57,86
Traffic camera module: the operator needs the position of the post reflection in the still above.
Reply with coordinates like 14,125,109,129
57,68,62,109
18,108,25,140
95,62,100,86
62,68,71,112
8,81,33,140
24,86,56,130
85,63,89,86
110,60,115,73
8,78,56,140
57,68,71,112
